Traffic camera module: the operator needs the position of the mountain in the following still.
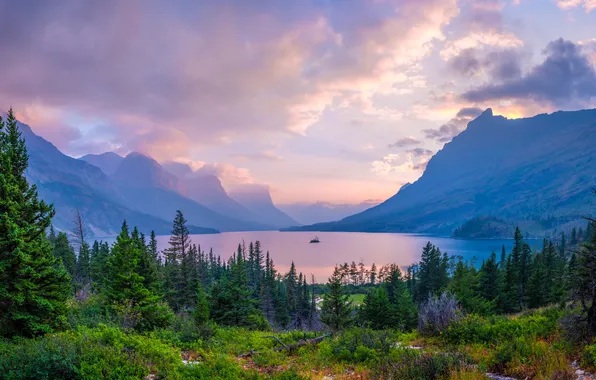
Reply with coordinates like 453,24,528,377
111,154,271,232
19,122,217,237
112,152,181,192
278,200,380,225
162,162,262,224
80,152,123,175
286,108,596,236
229,184,299,228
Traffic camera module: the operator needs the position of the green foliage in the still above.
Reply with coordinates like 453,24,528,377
320,266,353,331
0,325,183,380
442,308,565,346
53,232,76,279
102,222,173,331
319,328,398,364
194,283,210,326
374,350,473,380
582,344,596,371
0,109,71,338
488,336,572,379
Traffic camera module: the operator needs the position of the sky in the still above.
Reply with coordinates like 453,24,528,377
0,0,595,204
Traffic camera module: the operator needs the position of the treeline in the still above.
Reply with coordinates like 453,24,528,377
49,209,324,333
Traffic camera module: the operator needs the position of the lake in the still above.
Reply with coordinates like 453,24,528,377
151,231,541,282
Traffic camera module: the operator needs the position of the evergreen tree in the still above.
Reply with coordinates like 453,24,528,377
370,263,377,285
387,269,417,329
571,218,596,336
90,241,110,291
194,282,210,326
0,110,71,337
320,266,353,331
527,246,547,308
417,242,447,299
53,232,77,279
286,261,298,321
103,222,171,331
72,209,91,288
361,287,393,329
137,229,162,296
478,252,500,306
163,210,190,311
208,247,260,327
571,227,578,246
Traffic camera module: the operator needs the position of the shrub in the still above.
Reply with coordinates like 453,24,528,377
583,344,596,371
418,292,461,336
489,336,572,379
0,325,183,380
443,309,563,346
319,328,398,363
374,350,473,380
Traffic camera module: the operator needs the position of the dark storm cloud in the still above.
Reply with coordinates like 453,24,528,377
423,107,483,143
462,39,596,106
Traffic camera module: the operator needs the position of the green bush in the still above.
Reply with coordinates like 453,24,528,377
179,353,259,379
488,336,572,379
583,344,596,371
0,325,183,380
374,350,473,380
319,328,398,363
443,309,563,346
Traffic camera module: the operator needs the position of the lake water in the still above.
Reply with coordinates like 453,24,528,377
150,231,541,282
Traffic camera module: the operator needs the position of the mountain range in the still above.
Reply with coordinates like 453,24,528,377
286,108,596,237
20,120,298,236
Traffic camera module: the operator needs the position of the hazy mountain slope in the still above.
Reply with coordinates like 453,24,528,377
80,152,124,175
19,122,217,236
287,109,596,235
278,200,380,225
111,155,271,232
162,162,266,225
229,184,299,228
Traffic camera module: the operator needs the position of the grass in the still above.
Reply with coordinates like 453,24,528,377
0,301,590,380
349,294,366,306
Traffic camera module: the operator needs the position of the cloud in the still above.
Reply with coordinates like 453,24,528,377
388,136,421,148
423,107,483,143
0,0,459,160
371,148,435,176
555,0,596,12
165,158,255,187
461,39,596,107
448,48,522,80
230,151,283,162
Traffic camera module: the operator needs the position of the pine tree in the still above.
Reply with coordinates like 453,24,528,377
90,241,110,291
0,110,71,337
72,209,91,288
136,229,162,296
387,269,417,330
370,263,377,285
361,287,393,329
478,252,500,305
194,283,210,326
103,221,172,331
163,210,190,311
208,248,259,327
286,261,298,321
53,232,77,279
320,266,353,331
571,218,596,336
